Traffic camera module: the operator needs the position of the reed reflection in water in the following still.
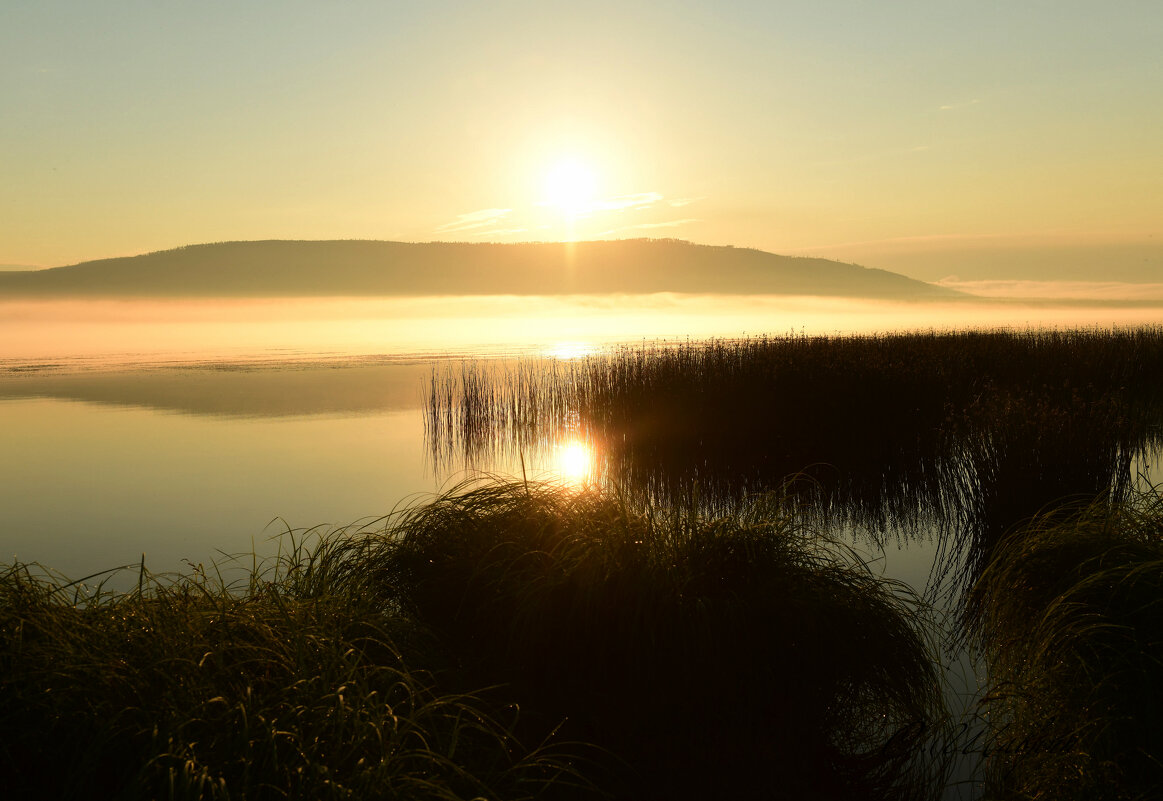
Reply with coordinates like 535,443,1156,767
426,329,1163,590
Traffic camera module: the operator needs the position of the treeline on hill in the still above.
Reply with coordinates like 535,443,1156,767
0,239,956,298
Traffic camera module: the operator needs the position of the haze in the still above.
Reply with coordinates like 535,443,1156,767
2,1,1160,289
4,296,1161,368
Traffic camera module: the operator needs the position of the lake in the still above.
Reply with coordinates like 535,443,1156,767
0,354,974,591
3,294,1162,800
8,291,1159,583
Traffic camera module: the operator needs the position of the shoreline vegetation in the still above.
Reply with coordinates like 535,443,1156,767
4,481,1162,799
3,481,949,801
4,327,1163,799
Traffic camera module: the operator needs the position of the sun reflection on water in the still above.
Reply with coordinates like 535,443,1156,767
543,341,597,360
553,439,597,486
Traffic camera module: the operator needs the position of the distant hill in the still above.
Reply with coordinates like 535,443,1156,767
0,239,961,299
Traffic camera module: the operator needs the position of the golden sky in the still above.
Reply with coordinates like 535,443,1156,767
2,1,1160,282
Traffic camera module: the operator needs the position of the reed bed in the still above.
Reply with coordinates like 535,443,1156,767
427,328,1163,576
966,486,1163,800
1,482,951,800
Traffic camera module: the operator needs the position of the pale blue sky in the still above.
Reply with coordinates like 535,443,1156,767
2,1,1160,280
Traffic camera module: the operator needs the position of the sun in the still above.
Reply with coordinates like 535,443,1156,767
544,159,597,214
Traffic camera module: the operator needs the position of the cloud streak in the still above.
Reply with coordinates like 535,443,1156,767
472,227,529,237
937,278,1163,301
582,192,664,213
939,98,981,111
435,208,512,233
618,218,700,231
438,190,693,240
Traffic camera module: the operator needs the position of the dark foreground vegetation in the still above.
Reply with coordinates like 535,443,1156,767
1,482,949,801
968,488,1163,801
6,481,1163,800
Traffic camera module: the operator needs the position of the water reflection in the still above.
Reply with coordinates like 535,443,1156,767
553,438,599,486
0,359,432,418
7,295,1162,365
542,341,598,361
0,398,440,587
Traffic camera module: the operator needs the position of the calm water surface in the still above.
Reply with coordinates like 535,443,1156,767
0,349,974,592
0,393,432,581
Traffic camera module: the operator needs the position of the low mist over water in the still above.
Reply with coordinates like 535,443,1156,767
4,293,1162,365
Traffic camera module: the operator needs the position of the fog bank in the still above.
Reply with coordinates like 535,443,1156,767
3,294,1162,366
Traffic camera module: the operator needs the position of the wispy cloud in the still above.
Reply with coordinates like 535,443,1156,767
435,208,512,233
472,227,528,237
668,196,705,208
937,278,1163,301
587,192,663,212
605,218,700,236
438,190,684,240
939,98,981,111
624,218,699,230
790,231,1019,255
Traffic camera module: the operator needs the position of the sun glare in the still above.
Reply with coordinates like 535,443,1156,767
544,160,597,214
544,341,597,360
555,439,596,485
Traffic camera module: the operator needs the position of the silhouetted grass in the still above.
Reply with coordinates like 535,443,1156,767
0,482,951,801
427,328,1163,577
0,530,585,801
966,486,1163,800
360,479,951,801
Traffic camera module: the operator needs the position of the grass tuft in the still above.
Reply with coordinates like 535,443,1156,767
0,534,584,801
966,486,1163,800
360,479,951,801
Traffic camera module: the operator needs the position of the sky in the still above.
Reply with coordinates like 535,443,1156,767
2,0,1161,283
